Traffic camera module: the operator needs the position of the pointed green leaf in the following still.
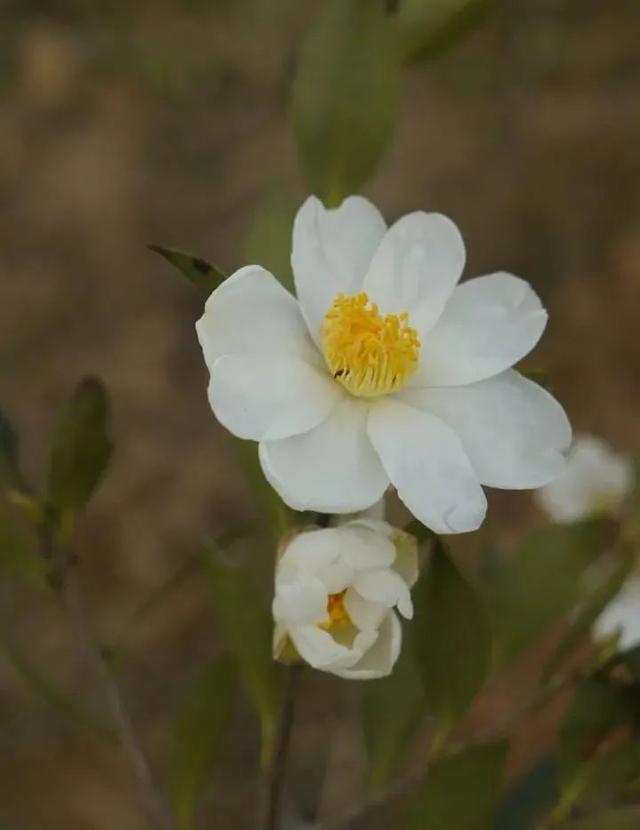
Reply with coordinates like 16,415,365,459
493,754,559,830
47,377,113,511
393,0,497,65
404,742,508,830
362,623,425,791
148,244,226,297
169,656,237,830
292,0,400,204
204,546,283,765
413,540,491,721
243,184,296,293
488,519,613,663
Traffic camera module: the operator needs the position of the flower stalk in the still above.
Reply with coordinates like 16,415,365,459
263,665,302,830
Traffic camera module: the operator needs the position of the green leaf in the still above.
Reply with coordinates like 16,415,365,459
362,623,425,792
404,742,508,830
291,0,400,204
576,742,640,807
488,519,612,663
47,377,113,511
560,675,640,774
557,807,640,830
0,507,46,585
413,540,491,722
204,545,283,765
148,244,226,297
543,544,636,682
393,0,497,65
243,184,296,293
493,754,559,830
169,656,237,830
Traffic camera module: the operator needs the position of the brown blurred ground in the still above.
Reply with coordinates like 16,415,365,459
1,0,639,827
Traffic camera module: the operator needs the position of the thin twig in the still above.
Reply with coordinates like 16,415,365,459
333,672,579,830
264,665,302,830
54,547,177,830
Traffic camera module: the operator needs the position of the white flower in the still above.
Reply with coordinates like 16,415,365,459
197,195,571,533
535,435,634,523
272,519,418,679
593,575,640,651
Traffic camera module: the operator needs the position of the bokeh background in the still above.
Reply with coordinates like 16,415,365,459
1,0,639,827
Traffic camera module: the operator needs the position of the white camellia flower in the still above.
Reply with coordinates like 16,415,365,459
272,519,418,679
197,195,571,533
593,575,640,651
535,434,634,523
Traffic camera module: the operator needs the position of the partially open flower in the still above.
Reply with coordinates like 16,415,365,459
535,434,633,523
273,519,417,679
197,195,571,534
593,574,640,651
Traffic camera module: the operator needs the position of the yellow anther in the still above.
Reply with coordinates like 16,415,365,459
321,292,420,398
319,590,352,631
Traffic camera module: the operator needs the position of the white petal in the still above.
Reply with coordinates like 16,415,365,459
279,528,342,573
401,370,572,489
196,265,319,368
391,530,419,588
259,397,389,514
292,196,387,345
273,569,328,625
414,272,548,387
367,398,487,534
333,612,402,680
208,353,340,441
334,523,396,571
344,587,387,632
535,435,634,523
289,625,355,670
353,569,413,619
362,212,465,334
317,562,354,594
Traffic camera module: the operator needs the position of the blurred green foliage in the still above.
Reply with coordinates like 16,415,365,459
169,655,237,829
404,741,507,830
413,539,491,722
362,622,425,792
204,543,283,766
291,0,400,204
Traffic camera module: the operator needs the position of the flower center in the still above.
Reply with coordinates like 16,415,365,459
319,589,352,631
321,292,420,397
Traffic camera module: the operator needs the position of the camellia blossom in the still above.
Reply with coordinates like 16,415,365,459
196,196,572,533
593,575,640,651
272,519,418,679
535,434,634,523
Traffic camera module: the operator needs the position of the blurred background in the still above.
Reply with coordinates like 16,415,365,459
1,0,639,827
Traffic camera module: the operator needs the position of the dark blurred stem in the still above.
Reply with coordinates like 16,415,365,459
385,0,400,14
51,545,176,830
264,666,301,830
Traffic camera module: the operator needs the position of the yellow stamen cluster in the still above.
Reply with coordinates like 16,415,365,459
321,292,420,398
319,590,352,631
